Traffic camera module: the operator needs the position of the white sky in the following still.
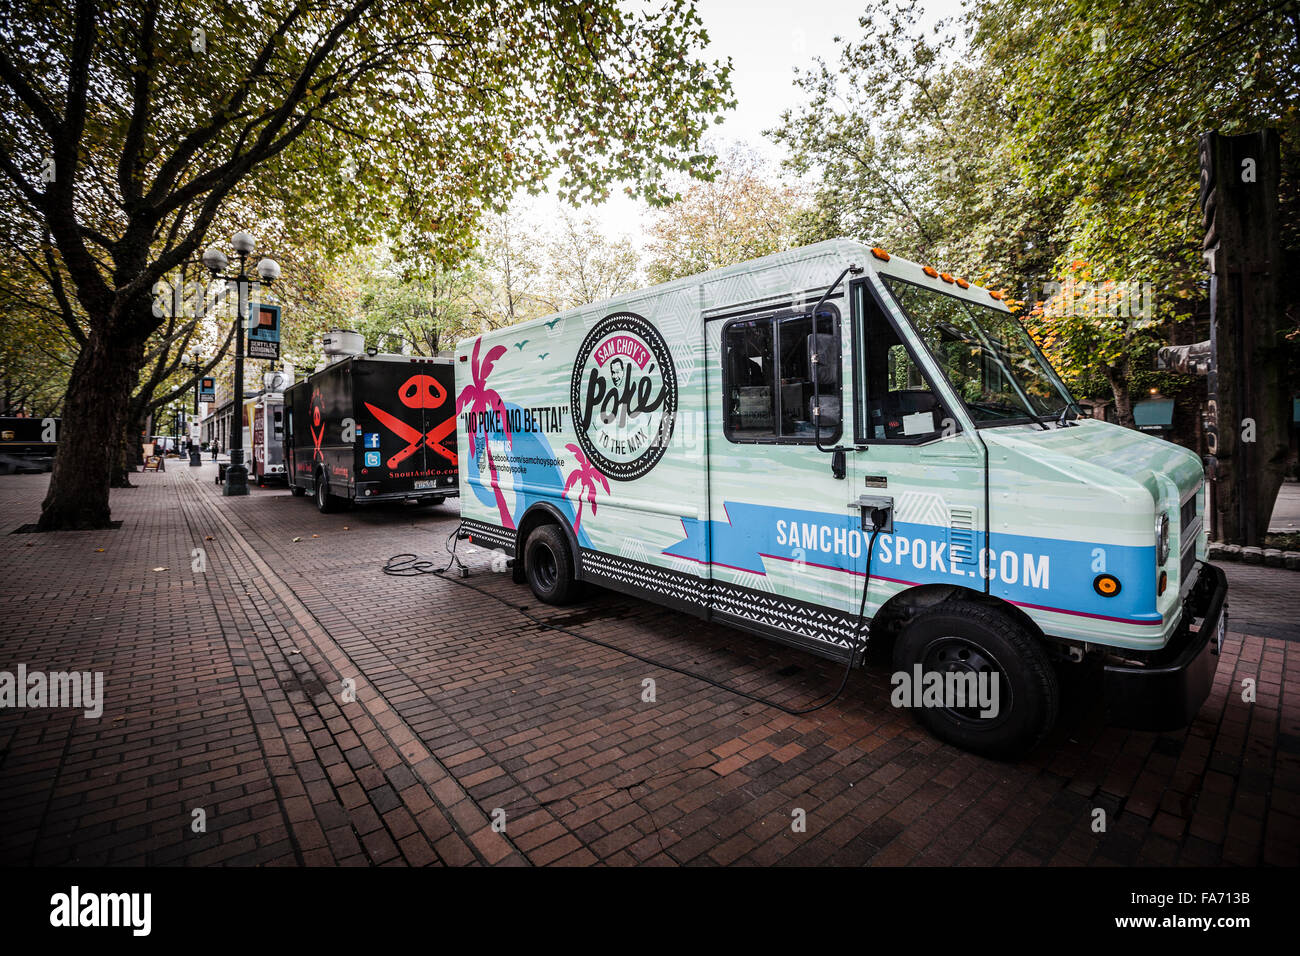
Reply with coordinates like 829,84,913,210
530,0,969,250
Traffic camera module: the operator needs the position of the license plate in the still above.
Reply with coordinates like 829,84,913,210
414,480,434,490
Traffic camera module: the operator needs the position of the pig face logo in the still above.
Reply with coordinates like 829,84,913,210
399,374,447,409
570,312,677,482
362,372,454,468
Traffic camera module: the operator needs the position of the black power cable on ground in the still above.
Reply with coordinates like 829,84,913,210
383,518,886,717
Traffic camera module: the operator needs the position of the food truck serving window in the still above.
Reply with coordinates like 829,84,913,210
879,276,1077,427
722,308,842,444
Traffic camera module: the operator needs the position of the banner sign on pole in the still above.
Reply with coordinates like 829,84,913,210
248,302,281,360
199,376,216,403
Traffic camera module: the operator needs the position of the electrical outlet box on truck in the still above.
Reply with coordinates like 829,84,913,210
284,353,458,512
454,238,1227,759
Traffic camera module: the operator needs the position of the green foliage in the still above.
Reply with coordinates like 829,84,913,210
257,203,644,371
775,0,1299,415
353,251,486,356
0,0,735,524
545,210,640,310
646,144,807,283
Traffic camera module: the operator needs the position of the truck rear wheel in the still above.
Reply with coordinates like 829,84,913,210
524,524,579,606
891,600,1058,760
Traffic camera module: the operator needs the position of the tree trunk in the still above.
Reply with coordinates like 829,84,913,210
1200,130,1289,545
110,391,152,489
1102,360,1134,428
37,326,146,530
109,416,139,488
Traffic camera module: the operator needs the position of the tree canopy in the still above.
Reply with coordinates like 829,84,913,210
776,0,1299,421
0,0,734,528
646,144,807,283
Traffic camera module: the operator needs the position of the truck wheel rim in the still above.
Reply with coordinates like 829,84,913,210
533,545,558,591
922,637,1013,727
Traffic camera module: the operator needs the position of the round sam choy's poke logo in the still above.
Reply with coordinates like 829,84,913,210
570,311,677,481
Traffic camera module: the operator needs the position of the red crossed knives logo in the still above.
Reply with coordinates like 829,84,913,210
310,390,325,462
363,373,455,468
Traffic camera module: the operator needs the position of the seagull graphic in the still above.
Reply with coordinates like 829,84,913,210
514,340,528,350
538,352,550,360
544,317,562,329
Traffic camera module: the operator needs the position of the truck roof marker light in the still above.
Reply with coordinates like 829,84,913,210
956,278,970,289
871,247,890,261
1093,574,1122,597
940,272,955,283
922,266,939,278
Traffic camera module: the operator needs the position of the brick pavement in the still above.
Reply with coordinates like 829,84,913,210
1220,564,1300,644
0,465,1296,866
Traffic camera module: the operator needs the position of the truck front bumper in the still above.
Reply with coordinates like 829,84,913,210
1103,562,1228,732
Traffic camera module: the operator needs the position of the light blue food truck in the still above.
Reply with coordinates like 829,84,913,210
454,239,1227,758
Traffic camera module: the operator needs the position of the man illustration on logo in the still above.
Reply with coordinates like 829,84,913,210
601,357,629,428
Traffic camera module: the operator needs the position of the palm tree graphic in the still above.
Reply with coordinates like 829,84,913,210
563,444,610,531
457,337,514,529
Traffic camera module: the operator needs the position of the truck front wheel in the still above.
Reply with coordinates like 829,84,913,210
891,600,1058,759
524,524,579,606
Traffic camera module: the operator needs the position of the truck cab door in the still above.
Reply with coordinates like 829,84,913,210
707,299,866,661
848,277,987,595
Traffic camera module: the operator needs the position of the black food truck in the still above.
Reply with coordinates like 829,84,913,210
0,416,58,472
284,351,458,512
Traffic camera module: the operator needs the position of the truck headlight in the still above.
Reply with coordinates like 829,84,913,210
1156,512,1170,565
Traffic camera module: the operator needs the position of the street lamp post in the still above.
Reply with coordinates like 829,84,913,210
202,232,280,497
182,348,204,466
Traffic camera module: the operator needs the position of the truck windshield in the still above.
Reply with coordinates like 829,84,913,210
881,276,1077,425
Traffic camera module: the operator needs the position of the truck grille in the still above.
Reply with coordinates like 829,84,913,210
1181,539,1197,584
1179,490,1201,588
